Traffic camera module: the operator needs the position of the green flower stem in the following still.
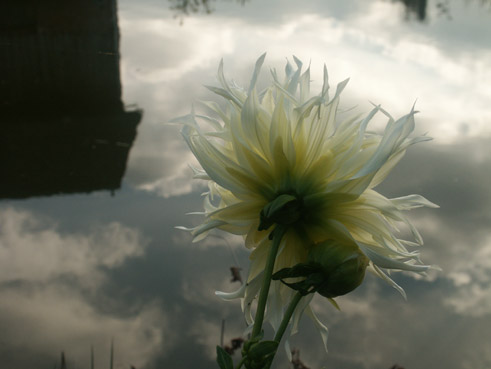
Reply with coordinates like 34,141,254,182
251,225,287,340
273,291,303,343
260,292,303,369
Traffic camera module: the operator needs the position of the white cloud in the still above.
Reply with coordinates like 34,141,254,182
136,160,206,198
0,286,166,369
0,207,146,286
119,0,491,200
402,210,491,317
0,207,167,368
443,234,491,317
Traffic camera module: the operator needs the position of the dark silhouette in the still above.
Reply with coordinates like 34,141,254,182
170,0,214,16
60,351,67,369
230,266,243,283
291,349,310,369
398,0,428,21
223,337,245,356
0,0,141,199
397,0,490,21
170,0,248,22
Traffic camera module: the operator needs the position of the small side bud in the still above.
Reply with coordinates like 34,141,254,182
308,239,369,298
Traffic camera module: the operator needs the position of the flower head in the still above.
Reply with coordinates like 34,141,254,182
176,54,437,351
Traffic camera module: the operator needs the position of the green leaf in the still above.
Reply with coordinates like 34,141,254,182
216,346,233,369
248,341,279,360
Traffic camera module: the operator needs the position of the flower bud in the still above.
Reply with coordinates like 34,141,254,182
308,239,369,298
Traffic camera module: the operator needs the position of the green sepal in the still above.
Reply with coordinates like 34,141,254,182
272,263,319,280
258,194,301,231
243,340,278,369
216,346,233,369
248,340,278,360
328,298,341,311
272,264,324,296
242,331,264,357
280,273,324,296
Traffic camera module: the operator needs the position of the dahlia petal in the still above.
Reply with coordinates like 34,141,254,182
216,59,244,106
359,244,429,272
215,282,247,300
243,273,264,325
248,52,266,93
321,64,329,98
299,66,311,103
371,264,407,299
182,126,246,194
284,338,292,362
191,219,227,238
265,281,284,332
291,294,314,335
369,149,405,187
305,306,329,353
189,165,210,180
391,194,440,210
353,110,417,179
204,85,241,107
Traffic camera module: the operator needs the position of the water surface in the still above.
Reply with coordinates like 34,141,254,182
1,1,491,368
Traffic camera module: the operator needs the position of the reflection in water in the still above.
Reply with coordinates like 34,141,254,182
0,0,141,199
167,0,491,24
398,0,427,21
398,0,491,21
170,0,214,15
169,0,247,21
1,0,490,368
0,207,164,369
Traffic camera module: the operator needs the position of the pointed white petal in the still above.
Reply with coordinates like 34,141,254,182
215,282,247,300
305,306,329,353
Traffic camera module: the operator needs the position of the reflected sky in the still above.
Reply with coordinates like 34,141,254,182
1,0,491,368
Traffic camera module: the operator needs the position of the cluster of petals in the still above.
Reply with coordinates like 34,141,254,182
176,54,438,352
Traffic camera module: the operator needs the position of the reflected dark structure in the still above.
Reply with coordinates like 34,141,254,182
398,0,491,21
397,0,427,21
170,0,214,15
0,0,141,199
170,0,247,22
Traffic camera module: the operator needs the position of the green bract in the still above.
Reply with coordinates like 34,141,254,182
258,194,302,231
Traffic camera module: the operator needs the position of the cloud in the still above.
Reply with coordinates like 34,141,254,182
371,138,491,319
118,0,491,200
443,233,491,317
0,207,146,286
0,207,167,368
0,286,166,369
111,2,491,367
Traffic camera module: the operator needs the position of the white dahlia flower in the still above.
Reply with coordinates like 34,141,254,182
176,54,438,353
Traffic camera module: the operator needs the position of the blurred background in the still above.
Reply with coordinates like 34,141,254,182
1,0,490,368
